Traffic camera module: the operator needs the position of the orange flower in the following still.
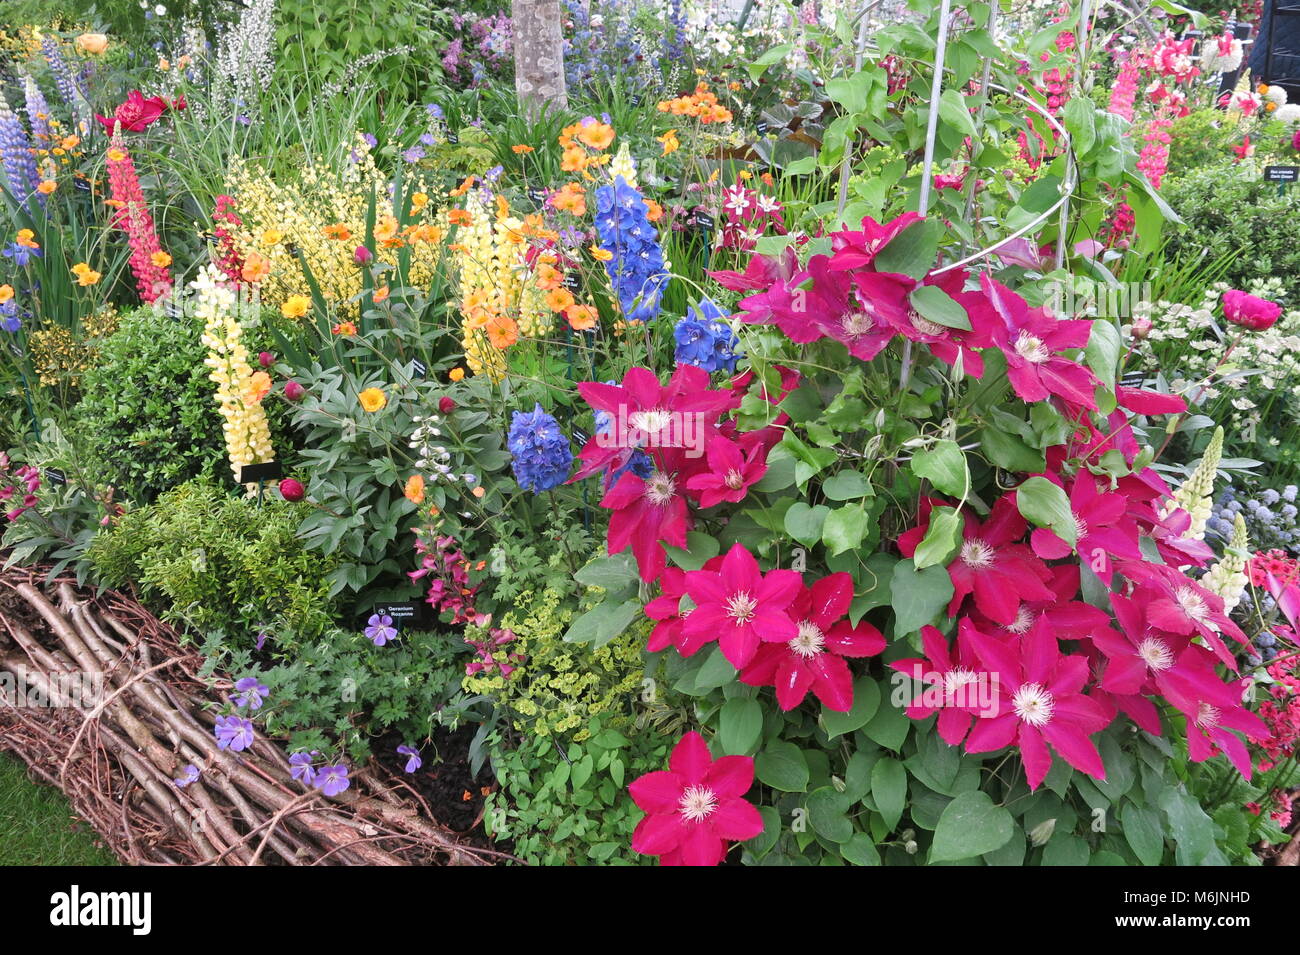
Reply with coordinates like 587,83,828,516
485,314,519,349
658,130,680,155
410,192,430,210
404,474,426,504
151,251,172,268
577,122,615,150
60,135,80,150
332,320,358,336
249,370,272,403
544,287,575,312
589,244,613,262
241,252,271,283
16,229,39,249
534,261,563,290
448,208,473,226
561,147,588,173
643,199,663,222
0,284,13,303
359,387,387,412
322,223,352,240
550,183,586,215
374,215,399,242
261,228,283,245
37,180,56,195
511,144,535,154
449,176,476,197
449,367,466,382
73,266,101,286
564,304,598,330
472,486,486,499
75,33,109,55
372,285,390,304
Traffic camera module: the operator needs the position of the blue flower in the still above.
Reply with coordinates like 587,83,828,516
508,403,573,493
313,764,350,797
365,613,398,646
289,751,318,785
214,715,256,752
173,764,200,788
1,302,20,333
674,299,741,373
3,242,41,267
593,176,668,323
396,745,422,773
232,677,269,711
426,103,445,120
402,145,425,163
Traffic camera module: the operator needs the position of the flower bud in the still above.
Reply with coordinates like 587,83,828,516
438,396,456,414
258,351,274,368
278,478,305,502
284,380,305,401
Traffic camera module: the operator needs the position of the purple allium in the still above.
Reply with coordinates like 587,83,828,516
214,715,256,752
173,764,201,788
396,745,422,773
508,404,573,493
232,677,269,711
365,613,397,646
314,764,350,797
289,751,317,785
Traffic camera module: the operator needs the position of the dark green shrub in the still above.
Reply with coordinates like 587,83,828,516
71,307,292,502
87,479,340,649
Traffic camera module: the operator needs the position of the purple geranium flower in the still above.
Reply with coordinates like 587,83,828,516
396,745,422,773
232,677,269,711
173,764,200,788
365,613,397,646
289,751,317,785
214,715,256,752
402,145,425,163
314,764,350,797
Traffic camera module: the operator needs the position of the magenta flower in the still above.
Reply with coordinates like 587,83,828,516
1120,560,1249,669
1028,473,1143,579
1181,697,1270,778
963,617,1111,791
739,572,885,711
685,434,767,508
890,621,984,745
628,731,763,866
600,468,690,583
1222,289,1281,332
681,543,801,668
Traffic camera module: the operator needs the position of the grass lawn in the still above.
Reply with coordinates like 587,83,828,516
0,753,118,865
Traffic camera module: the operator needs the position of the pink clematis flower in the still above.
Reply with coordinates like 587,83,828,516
600,468,690,583
891,620,986,745
629,731,764,865
1119,561,1250,669
739,572,885,711
685,434,768,508
964,616,1112,791
1180,697,1270,779
682,543,801,668
1028,472,1144,579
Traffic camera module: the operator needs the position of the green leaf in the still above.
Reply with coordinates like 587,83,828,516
755,741,810,793
719,698,764,755
1084,318,1122,392
913,506,962,570
871,757,907,831
863,690,910,751
693,645,739,691
938,88,976,138
929,791,1015,863
909,284,972,331
822,470,874,501
1015,475,1077,546
911,440,970,497
822,677,881,739
753,443,796,492
573,552,638,591
841,832,882,865
822,505,868,556
889,559,954,637
806,787,854,843
980,425,1046,473
662,531,721,570
784,502,830,548
562,598,640,647
873,219,942,280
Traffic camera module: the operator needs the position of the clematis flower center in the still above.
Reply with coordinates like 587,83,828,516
960,538,996,569
1137,636,1174,671
842,310,874,337
725,591,758,626
789,621,826,658
908,309,946,336
1014,330,1051,364
943,667,979,702
678,784,718,823
643,472,677,506
724,468,745,490
1012,682,1055,726
1005,606,1036,635
1195,702,1221,728
1073,513,1089,541
630,408,672,436
1174,586,1209,624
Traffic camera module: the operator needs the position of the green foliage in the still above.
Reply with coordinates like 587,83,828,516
1162,161,1300,301
0,754,118,866
484,717,669,865
71,307,292,502
86,479,341,649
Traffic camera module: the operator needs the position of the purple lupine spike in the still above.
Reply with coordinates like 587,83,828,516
23,76,54,144
0,91,42,211
41,36,85,121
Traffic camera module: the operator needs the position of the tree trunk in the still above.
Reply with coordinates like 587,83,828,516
512,0,568,118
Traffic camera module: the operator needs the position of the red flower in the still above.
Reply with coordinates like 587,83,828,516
1181,697,1270,778
629,731,763,866
278,478,305,502
685,434,767,508
1223,289,1281,332
964,616,1111,791
96,90,170,133
1119,560,1249,669
600,468,690,583
1028,472,1144,579
283,380,305,401
740,572,885,711
891,622,986,745
682,543,801,667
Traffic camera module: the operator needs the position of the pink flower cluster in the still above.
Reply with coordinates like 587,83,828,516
1108,54,1141,121
106,129,172,303
1136,112,1173,189
409,534,485,625
464,627,525,678
0,453,40,521
211,194,245,284
717,184,786,252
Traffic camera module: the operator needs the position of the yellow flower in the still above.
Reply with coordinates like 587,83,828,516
107,148,126,162
75,33,109,55
372,285,390,304
280,295,311,319
151,251,172,268
16,229,38,248
359,387,387,412
449,367,466,382
658,129,680,155
589,244,613,262
261,228,283,245
410,192,429,210
74,267,102,286
0,284,12,304
37,180,56,195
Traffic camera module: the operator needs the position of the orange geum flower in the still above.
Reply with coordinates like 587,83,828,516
16,229,39,249
658,129,680,155
485,314,519,349
410,191,430,210
577,122,615,150
449,367,466,382
73,265,101,286
60,136,80,150
512,144,535,153
322,223,352,240
281,295,311,319
544,287,575,312
589,244,613,262
644,199,664,222
374,215,399,242
372,285,390,304
359,387,388,412
449,176,476,197
0,285,13,303
561,147,588,173
332,320,358,336
37,180,56,195
565,304,598,330
550,183,586,215
261,228,283,245
404,474,426,504
151,250,172,268
249,371,272,403
448,208,473,226
535,261,563,290
241,252,271,284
